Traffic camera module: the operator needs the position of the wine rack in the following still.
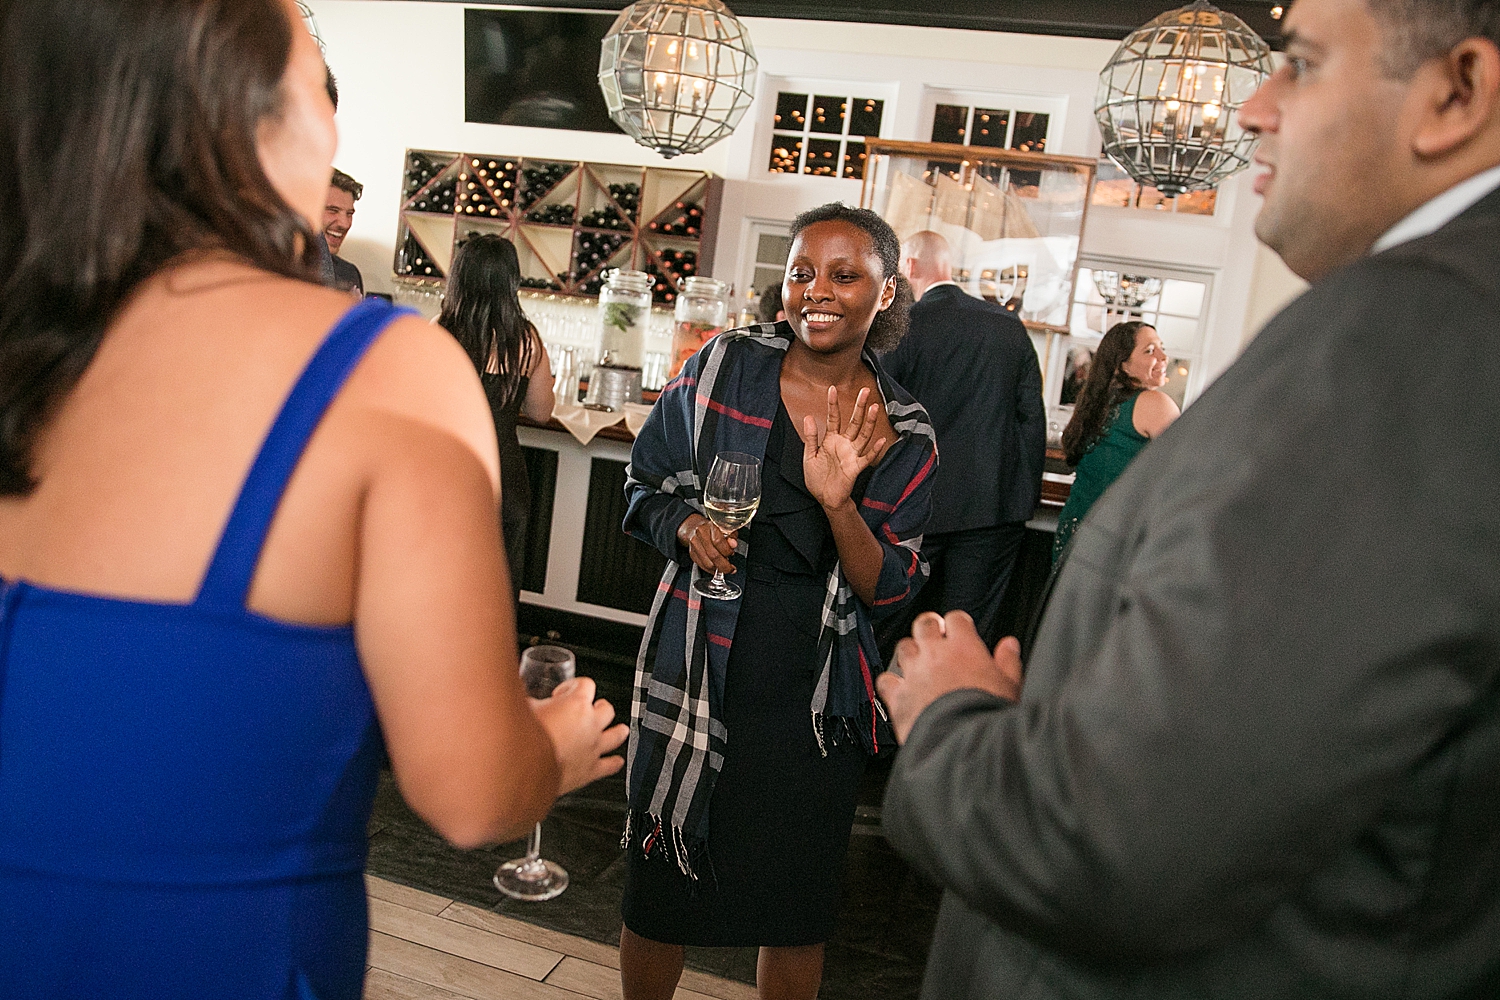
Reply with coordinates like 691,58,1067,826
394,150,721,304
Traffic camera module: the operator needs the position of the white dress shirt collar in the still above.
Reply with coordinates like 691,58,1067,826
918,280,963,299
1372,163,1500,254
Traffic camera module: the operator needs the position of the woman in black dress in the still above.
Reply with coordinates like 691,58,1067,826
438,235,554,591
620,206,936,1000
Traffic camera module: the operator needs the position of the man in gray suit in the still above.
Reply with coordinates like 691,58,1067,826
878,0,1500,996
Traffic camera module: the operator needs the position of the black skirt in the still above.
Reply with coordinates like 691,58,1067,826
621,402,868,947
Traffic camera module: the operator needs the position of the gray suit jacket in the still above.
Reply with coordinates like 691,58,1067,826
883,189,1500,999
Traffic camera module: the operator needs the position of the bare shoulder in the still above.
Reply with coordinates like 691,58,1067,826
345,313,479,410
338,313,498,481
206,273,485,431
1133,389,1181,438
162,264,495,479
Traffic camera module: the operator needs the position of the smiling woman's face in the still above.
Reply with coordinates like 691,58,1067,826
783,220,896,354
1119,325,1169,389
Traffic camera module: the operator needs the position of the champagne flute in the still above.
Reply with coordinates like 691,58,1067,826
692,452,762,601
493,645,575,902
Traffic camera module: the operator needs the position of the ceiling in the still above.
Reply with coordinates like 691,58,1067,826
394,1,1287,47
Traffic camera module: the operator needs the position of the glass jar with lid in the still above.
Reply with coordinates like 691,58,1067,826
669,276,730,380
597,268,651,370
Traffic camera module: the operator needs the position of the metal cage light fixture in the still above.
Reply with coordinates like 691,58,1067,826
1094,1,1272,197
598,0,758,159
296,2,325,53
1093,271,1163,309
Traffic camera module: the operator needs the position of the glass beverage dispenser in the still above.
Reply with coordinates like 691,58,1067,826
598,268,651,369
670,276,730,380
589,268,651,408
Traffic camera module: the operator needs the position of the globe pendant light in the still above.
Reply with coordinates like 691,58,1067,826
1095,1,1272,196
598,0,758,159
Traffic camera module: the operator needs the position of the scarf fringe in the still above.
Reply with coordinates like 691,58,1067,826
622,810,716,888
813,709,894,756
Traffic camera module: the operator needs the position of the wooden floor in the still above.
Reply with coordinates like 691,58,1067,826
364,876,757,1000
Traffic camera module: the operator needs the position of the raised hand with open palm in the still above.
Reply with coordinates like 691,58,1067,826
799,384,889,511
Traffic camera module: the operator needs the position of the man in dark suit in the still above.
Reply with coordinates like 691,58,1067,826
878,0,1500,997
880,231,1045,647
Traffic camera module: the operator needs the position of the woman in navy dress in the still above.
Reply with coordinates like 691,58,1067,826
0,2,624,996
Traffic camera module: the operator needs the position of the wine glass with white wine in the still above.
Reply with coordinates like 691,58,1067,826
493,645,576,902
692,452,762,601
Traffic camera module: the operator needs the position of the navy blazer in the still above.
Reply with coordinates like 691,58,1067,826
881,283,1045,533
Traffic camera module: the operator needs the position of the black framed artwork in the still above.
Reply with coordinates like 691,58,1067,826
464,9,626,134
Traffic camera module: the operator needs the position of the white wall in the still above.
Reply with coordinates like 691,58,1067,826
307,0,1286,390
1241,242,1309,345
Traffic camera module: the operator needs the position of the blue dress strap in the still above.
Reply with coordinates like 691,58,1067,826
195,298,413,611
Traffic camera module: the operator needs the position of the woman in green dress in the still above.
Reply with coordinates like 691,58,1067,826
1053,321,1180,560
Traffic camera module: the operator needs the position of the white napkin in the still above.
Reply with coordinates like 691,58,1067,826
552,403,626,445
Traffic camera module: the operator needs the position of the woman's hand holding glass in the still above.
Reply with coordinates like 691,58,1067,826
800,385,888,512
529,675,628,795
692,453,761,600
496,646,628,902
676,514,738,575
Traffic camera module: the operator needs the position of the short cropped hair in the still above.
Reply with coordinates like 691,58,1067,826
1367,0,1500,77
330,168,363,201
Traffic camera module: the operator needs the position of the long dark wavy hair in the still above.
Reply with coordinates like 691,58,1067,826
0,0,319,496
1061,320,1151,466
437,235,537,407
787,203,913,353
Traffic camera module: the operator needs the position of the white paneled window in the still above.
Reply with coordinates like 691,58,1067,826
922,88,1068,155
768,90,886,179
738,221,793,320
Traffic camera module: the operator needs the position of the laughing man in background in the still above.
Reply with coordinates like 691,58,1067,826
322,168,363,296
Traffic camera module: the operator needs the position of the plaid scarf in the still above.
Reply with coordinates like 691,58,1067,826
620,323,936,880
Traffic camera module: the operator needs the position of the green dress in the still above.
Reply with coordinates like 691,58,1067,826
1053,393,1150,561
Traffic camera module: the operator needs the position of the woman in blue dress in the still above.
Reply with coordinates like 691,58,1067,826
0,2,625,996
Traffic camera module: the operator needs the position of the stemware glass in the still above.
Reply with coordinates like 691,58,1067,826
493,645,576,902
692,452,762,601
